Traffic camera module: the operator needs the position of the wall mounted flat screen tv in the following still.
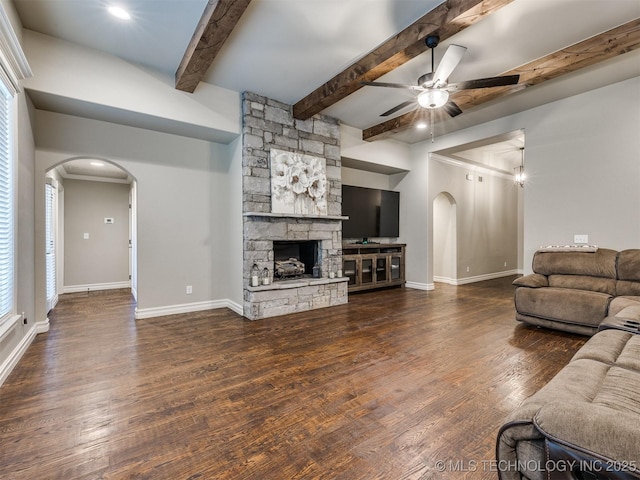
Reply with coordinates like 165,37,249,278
342,185,400,239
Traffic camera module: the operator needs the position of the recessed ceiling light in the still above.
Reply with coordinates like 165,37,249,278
416,122,428,129
108,5,131,20
90,161,105,167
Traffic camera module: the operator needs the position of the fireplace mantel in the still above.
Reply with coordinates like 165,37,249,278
244,212,348,221
246,276,348,292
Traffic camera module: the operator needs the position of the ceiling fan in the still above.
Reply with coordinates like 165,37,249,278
361,35,520,118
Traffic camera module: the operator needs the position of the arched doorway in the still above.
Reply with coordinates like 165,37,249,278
433,192,457,285
44,158,137,311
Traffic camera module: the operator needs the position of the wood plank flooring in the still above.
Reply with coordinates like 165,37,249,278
0,277,587,479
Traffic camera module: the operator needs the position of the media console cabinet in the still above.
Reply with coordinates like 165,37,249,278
342,243,405,293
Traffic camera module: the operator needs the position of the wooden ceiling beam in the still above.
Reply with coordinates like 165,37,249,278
363,17,640,141
175,0,252,93
292,0,513,120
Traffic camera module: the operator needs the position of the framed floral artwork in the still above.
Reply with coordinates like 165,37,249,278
270,148,328,216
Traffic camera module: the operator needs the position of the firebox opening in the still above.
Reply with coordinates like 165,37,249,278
273,240,319,280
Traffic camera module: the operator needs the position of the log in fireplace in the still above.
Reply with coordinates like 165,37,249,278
273,240,319,280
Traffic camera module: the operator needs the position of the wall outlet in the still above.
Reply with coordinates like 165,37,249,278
504,261,507,267
574,234,589,244
186,286,192,294
466,266,470,273
83,233,89,240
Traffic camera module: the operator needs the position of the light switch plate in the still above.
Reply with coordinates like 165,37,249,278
574,234,589,244
83,233,89,240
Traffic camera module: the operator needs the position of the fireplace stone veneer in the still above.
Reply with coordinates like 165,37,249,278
242,92,348,320
243,213,348,320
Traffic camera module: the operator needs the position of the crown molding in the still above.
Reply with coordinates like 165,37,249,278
0,6,32,94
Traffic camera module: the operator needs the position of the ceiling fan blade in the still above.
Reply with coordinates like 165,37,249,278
360,81,423,91
448,74,520,91
432,44,467,86
381,100,416,117
442,100,463,118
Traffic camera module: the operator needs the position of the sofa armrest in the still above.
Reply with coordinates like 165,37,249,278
496,420,545,480
513,273,549,288
534,402,640,469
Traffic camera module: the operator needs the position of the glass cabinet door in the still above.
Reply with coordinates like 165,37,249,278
376,256,387,282
390,255,401,281
361,257,374,285
343,258,357,286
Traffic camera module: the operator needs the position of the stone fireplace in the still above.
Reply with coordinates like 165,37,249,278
242,92,348,320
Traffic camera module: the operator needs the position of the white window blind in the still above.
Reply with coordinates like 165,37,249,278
0,81,12,320
45,182,57,311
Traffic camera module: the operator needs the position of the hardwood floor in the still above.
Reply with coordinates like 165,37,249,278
0,278,587,479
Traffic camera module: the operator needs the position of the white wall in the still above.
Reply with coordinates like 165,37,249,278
522,78,640,264
224,136,244,310
399,75,640,286
33,110,243,323
15,94,35,327
63,179,130,290
429,157,518,282
433,193,456,281
341,167,391,190
340,124,411,171
22,30,240,144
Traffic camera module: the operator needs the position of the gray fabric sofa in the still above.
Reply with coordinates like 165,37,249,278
513,248,640,335
496,327,640,480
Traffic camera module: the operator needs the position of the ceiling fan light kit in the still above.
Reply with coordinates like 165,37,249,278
417,89,449,109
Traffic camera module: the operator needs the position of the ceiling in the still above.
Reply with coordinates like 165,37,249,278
12,0,640,148
53,159,133,184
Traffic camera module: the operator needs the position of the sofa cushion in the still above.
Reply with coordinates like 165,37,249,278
609,296,640,317
573,328,640,373
512,273,548,288
515,287,612,327
532,248,618,278
534,398,640,472
617,249,640,282
571,329,635,365
616,304,640,322
548,274,617,296
617,280,640,296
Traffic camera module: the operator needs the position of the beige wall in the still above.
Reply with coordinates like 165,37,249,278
34,110,243,322
63,179,130,289
341,167,392,190
429,157,518,282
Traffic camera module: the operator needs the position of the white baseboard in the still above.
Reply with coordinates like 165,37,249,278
36,318,50,334
64,281,131,294
0,317,36,386
433,275,455,284
445,269,520,286
405,281,435,291
135,299,244,320
225,300,244,316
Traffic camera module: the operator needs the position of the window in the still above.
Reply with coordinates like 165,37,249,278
0,80,12,320
45,181,57,312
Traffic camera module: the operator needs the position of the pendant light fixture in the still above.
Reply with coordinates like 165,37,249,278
514,147,525,187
